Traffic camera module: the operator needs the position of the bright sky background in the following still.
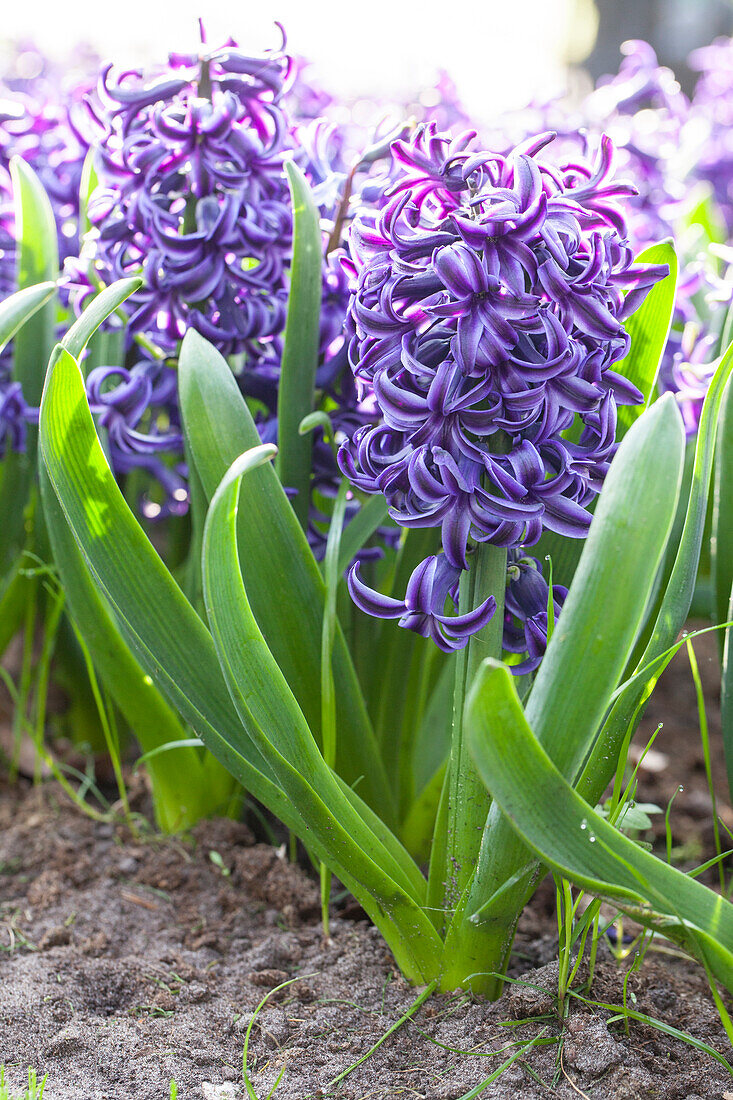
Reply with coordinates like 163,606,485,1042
2,0,599,119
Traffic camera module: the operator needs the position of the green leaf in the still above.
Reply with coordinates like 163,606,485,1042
0,282,56,357
62,278,142,363
10,156,59,408
467,660,733,993
201,447,440,981
402,762,446,863
615,240,678,438
276,161,323,530
321,480,348,771
723,582,733,801
39,347,299,819
0,162,60,575
38,459,231,832
178,329,394,825
526,393,684,776
580,339,733,806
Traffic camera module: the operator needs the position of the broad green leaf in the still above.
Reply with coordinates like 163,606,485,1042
38,459,232,832
533,242,678,592
201,448,439,980
411,656,455,794
441,395,685,993
39,347,298,815
62,278,141,363
178,329,394,824
402,762,446,864
276,161,322,530
0,282,56,357
615,240,677,438
580,339,733,806
526,393,684,775
467,661,733,993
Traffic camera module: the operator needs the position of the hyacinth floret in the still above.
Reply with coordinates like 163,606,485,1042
503,550,567,674
339,123,667,653
349,552,497,653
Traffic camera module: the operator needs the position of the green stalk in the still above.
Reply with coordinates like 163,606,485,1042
430,542,506,925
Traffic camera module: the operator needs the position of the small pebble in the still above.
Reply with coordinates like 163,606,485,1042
564,1016,624,1075
200,1083,241,1100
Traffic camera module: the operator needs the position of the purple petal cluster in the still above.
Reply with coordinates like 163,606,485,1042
74,35,295,360
0,77,90,275
690,38,733,234
67,34,365,530
0,375,37,457
339,124,666,650
86,357,187,519
0,60,89,456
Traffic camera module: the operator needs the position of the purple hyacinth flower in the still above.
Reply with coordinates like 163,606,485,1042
337,123,666,652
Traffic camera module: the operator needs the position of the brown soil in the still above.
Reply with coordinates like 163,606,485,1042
1,630,732,1100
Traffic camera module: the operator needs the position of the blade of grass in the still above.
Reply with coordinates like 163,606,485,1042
327,980,438,1088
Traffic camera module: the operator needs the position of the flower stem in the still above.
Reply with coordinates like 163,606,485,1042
436,541,506,925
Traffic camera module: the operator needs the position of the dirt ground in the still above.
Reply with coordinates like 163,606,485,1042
1,629,732,1100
